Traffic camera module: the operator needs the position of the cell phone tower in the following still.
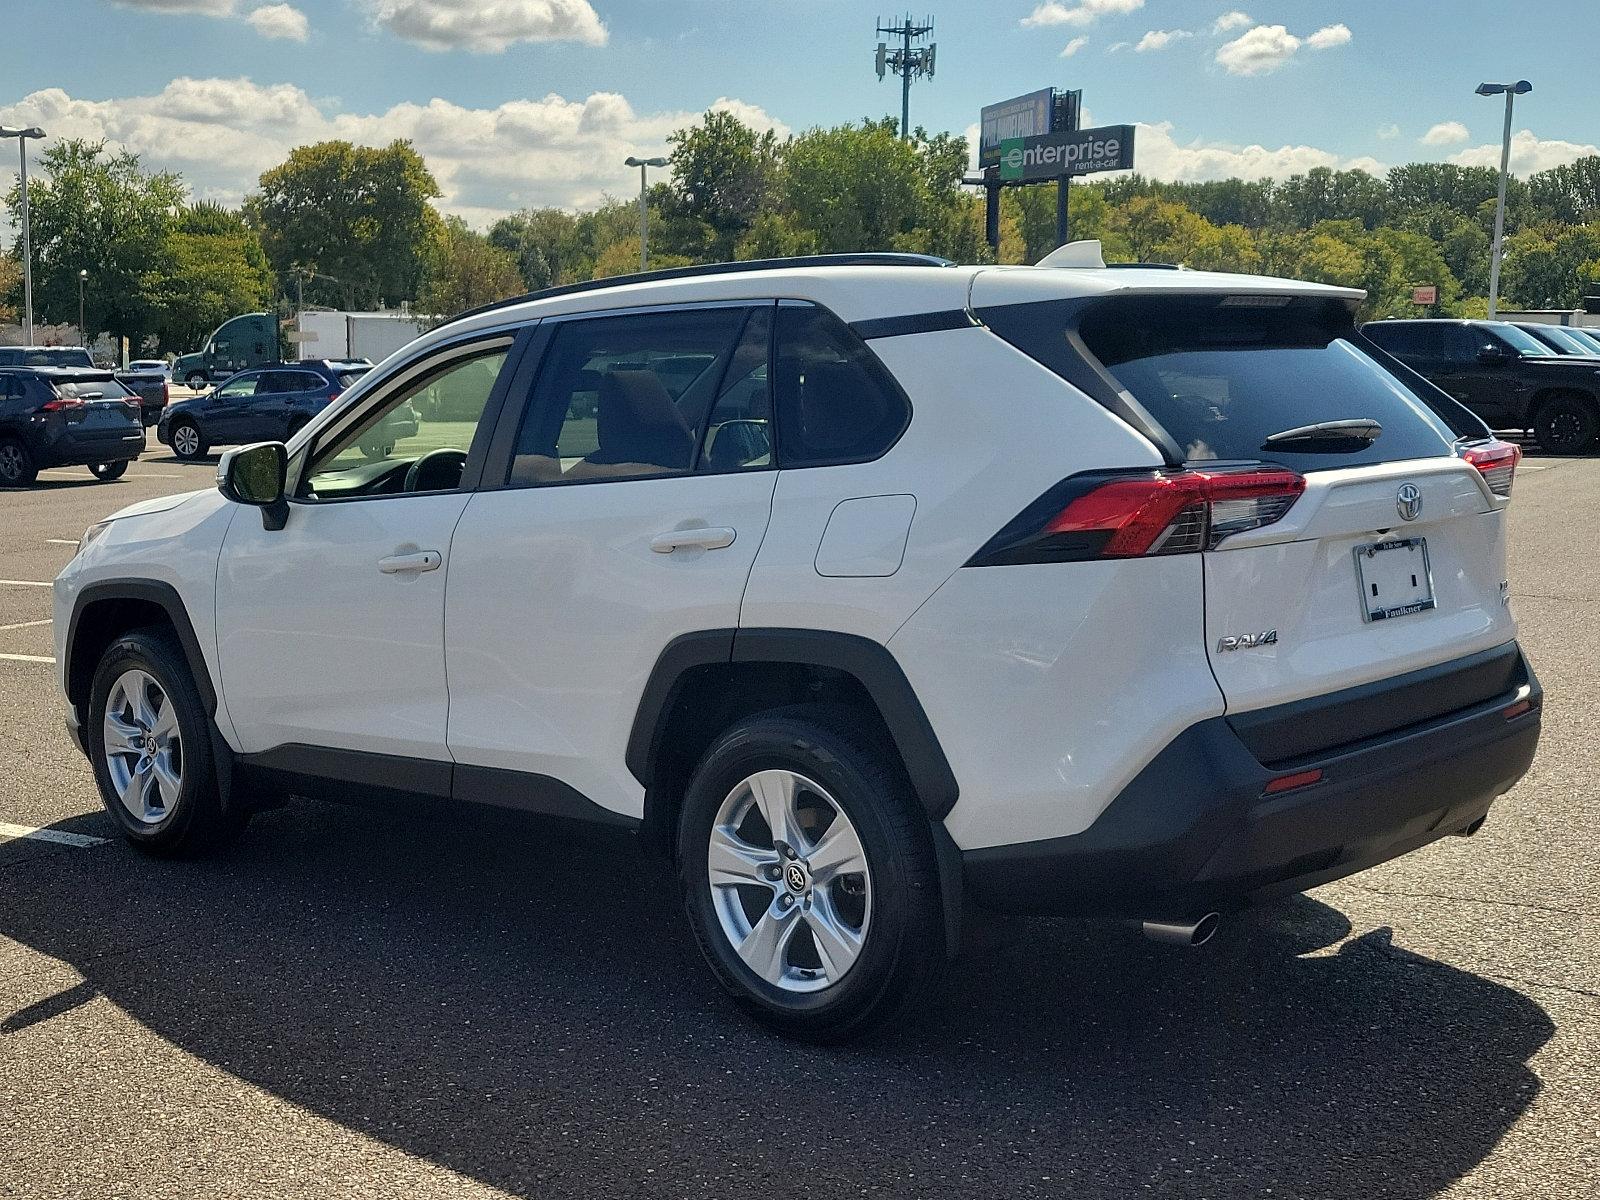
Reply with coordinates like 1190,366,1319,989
875,15,937,140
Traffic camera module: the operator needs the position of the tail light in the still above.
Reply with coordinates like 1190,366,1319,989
968,465,1306,566
1459,438,1519,498
162,381,170,406
40,395,85,412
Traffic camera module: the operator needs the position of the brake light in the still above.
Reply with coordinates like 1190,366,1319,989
40,395,84,412
1459,438,1520,498
968,466,1306,566
325,391,340,405
162,381,170,405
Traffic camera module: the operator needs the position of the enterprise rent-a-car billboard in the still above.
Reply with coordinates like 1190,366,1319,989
999,124,1136,183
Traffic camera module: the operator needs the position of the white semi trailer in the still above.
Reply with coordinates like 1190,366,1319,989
293,310,430,363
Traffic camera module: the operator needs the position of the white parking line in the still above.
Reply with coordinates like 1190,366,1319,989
0,822,108,848
0,580,52,588
0,618,51,631
45,538,78,545
0,652,54,663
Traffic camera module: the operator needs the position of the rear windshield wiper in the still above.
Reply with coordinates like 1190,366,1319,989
1262,418,1382,452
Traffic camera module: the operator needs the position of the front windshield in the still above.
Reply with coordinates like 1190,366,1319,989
1541,326,1599,355
1493,323,1556,356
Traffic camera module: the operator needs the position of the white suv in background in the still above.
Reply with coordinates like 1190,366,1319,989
55,249,1542,1040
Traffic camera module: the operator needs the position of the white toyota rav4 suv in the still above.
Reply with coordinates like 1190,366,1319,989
55,249,1541,1040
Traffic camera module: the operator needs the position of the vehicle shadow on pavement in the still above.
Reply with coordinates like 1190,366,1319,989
0,801,1553,1199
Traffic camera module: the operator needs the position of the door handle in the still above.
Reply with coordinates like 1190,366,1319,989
378,550,442,574
650,527,736,554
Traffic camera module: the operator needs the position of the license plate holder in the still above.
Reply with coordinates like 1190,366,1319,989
1355,537,1434,622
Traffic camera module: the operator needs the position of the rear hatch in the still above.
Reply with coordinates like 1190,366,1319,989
982,286,1520,740
1076,292,1518,717
50,375,144,446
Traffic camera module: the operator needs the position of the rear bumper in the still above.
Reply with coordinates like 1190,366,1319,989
32,428,145,468
962,644,1541,917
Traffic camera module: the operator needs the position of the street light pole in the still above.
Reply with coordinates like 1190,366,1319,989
1476,80,1531,318
1,126,47,343
624,155,668,273
78,269,87,348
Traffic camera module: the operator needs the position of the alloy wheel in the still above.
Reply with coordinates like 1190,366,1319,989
0,443,23,483
101,668,183,826
172,425,200,457
707,769,872,993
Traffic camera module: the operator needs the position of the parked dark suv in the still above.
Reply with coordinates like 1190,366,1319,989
0,367,145,485
157,359,374,461
1363,318,1600,453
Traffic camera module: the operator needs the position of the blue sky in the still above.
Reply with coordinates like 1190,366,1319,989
2,0,1593,228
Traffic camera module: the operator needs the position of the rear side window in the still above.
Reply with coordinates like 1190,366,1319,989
774,305,909,467
508,307,749,486
1070,296,1460,473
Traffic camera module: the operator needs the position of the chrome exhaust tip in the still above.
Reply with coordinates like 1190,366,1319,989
1142,913,1222,947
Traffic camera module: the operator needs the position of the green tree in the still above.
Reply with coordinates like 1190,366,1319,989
1270,167,1389,230
248,140,443,308
778,118,959,254
665,110,779,259
488,207,587,291
0,254,18,325
2,139,183,347
144,202,276,353
420,216,527,317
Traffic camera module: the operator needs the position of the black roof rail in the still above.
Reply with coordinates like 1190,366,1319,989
1102,261,1186,271
437,252,958,331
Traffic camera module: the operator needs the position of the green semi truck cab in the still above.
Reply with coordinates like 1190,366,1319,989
174,313,277,388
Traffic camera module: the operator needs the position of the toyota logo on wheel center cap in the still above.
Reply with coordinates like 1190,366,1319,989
784,862,808,892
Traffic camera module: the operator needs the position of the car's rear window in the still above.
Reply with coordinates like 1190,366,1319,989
53,376,134,399
11,348,95,368
336,368,370,387
1072,295,1461,472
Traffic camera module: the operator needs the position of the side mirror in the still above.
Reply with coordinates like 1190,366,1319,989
1477,344,1510,366
218,442,289,531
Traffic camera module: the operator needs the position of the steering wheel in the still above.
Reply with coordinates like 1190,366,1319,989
404,448,468,493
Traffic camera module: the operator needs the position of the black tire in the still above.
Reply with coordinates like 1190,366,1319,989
677,705,943,1042
0,436,37,487
184,371,207,389
169,419,207,461
86,629,246,856
1533,393,1600,455
90,460,128,481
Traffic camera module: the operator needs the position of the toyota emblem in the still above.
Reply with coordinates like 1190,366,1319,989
1396,483,1422,522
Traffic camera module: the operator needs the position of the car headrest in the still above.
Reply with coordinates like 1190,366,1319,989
595,370,694,467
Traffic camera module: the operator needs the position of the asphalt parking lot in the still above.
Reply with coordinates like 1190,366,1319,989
0,448,1596,1199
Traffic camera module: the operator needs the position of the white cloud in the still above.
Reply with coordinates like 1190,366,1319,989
1421,120,1469,146
1377,123,1400,140
1452,129,1600,175
1212,11,1251,33
1106,40,1130,52
0,80,785,228
1060,35,1089,57
1135,29,1191,52
1130,120,1385,182
1304,23,1352,49
1021,0,1142,29
246,3,308,40
362,0,607,52
1215,24,1300,74
1215,20,1351,75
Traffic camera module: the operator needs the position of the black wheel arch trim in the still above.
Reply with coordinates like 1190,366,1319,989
66,579,219,718
625,627,960,820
